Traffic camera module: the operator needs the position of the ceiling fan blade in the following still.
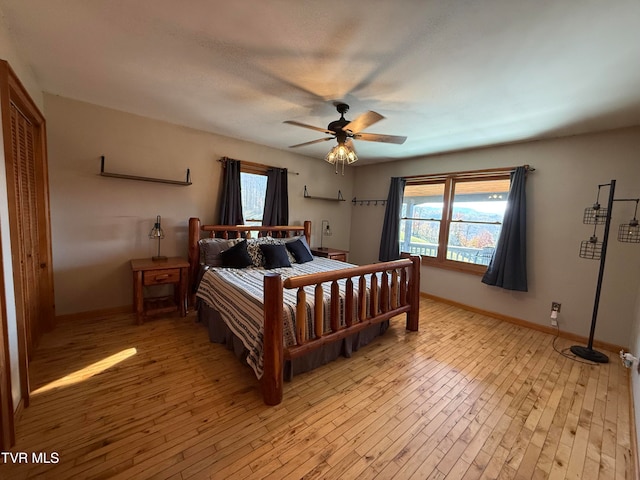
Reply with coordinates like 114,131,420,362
284,120,334,135
342,111,385,134
288,137,334,148
353,132,407,144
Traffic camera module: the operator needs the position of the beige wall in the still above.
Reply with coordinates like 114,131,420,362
44,94,354,315
0,21,42,109
350,128,640,349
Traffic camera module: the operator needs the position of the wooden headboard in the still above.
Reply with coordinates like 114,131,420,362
187,217,312,302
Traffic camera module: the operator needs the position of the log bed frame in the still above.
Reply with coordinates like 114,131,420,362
188,217,421,405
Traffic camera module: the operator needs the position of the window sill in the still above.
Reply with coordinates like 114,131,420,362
417,256,487,276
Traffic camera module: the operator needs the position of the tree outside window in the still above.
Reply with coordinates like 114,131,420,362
240,172,267,225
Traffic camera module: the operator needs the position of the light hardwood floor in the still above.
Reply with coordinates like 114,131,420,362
0,298,634,479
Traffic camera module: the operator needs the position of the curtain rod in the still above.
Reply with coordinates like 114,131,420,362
402,164,534,181
218,157,299,175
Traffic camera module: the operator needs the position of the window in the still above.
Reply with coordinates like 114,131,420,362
239,162,269,225
400,169,512,274
240,172,267,225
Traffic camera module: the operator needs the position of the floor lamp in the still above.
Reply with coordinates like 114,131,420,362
572,180,640,363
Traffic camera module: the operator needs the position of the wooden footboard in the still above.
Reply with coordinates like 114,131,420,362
262,256,420,405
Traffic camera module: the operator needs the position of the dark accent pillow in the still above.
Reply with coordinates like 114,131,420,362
299,235,312,255
286,238,313,264
259,244,292,269
220,240,253,268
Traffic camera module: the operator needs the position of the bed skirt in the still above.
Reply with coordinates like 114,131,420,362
198,302,389,381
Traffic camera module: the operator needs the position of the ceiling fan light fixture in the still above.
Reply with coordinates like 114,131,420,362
286,103,405,171
325,143,358,174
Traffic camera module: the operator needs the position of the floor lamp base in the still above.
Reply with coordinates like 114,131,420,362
570,345,609,363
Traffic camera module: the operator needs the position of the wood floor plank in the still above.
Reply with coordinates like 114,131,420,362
0,299,634,480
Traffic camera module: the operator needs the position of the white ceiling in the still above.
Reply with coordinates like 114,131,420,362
2,0,640,165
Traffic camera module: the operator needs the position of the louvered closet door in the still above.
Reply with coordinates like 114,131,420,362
10,103,41,355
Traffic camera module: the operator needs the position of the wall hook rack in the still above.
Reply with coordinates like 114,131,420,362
351,197,386,206
99,156,192,186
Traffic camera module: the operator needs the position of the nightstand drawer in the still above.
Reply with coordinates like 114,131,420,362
143,268,180,285
330,253,347,262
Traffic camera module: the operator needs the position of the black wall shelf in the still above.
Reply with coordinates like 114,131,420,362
99,156,192,186
303,186,344,201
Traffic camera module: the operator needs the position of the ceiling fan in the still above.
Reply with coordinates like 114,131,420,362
284,103,407,167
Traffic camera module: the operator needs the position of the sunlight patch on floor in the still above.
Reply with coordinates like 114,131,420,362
31,348,137,395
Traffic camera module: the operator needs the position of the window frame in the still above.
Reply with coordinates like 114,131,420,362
401,167,513,275
237,160,270,224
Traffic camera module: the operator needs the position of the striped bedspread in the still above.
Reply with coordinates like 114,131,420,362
196,256,370,379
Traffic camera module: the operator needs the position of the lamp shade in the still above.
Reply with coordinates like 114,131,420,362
618,219,640,243
579,235,602,259
149,223,164,240
583,203,607,225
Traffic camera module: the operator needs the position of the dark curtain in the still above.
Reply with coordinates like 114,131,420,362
378,177,407,261
262,167,289,226
218,158,244,225
481,166,528,291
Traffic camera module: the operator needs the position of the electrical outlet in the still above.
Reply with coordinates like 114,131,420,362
550,302,560,327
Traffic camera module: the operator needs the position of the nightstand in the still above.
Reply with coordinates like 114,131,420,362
130,257,189,325
311,247,349,262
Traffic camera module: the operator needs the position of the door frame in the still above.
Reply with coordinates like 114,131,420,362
0,59,55,448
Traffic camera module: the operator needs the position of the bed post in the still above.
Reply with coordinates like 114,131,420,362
303,220,311,246
407,255,421,331
188,217,201,308
262,273,284,405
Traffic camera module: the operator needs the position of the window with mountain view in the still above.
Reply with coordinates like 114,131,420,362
400,171,511,274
